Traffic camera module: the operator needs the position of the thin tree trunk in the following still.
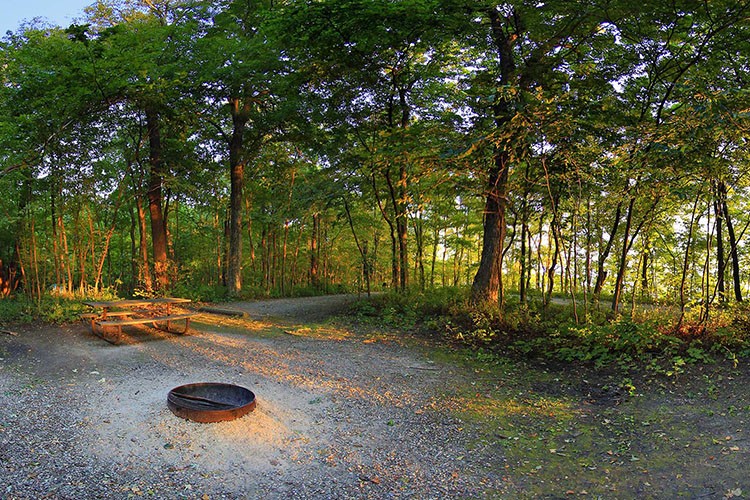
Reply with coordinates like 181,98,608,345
129,204,137,293
719,181,742,301
135,195,153,293
310,213,320,288
612,196,636,314
51,187,61,287
245,197,256,273
93,186,125,291
282,221,289,295
640,233,650,300
594,202,623,298
343,197,371,296
701,206,713,322
430,225,439,288
372,173,399,289
678,191,703,325
414,210,425,291
713,181,726,303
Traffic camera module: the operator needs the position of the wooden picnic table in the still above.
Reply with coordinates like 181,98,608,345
82,297,195,344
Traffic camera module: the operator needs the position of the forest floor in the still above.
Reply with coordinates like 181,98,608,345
1,294,749,499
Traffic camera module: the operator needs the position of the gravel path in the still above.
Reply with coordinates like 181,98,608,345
0,296,502,499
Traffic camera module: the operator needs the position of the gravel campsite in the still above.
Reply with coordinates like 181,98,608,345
2,295,750,499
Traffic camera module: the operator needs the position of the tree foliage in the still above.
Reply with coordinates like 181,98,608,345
0,0,749,338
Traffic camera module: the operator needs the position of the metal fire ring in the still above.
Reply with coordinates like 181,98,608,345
167,382,256,423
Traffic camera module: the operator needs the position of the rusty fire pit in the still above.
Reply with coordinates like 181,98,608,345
167,382,256,423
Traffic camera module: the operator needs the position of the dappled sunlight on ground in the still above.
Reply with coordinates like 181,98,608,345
115,314,434,411
453,393,580,422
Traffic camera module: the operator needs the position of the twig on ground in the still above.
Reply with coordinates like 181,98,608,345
1,327,19,336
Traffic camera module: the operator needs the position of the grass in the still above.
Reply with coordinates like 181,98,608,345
345,289,750,496
423,342,749,498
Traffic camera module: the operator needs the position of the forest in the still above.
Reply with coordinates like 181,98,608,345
1,0,750,352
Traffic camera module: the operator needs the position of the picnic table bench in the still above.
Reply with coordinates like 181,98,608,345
82,298,196,344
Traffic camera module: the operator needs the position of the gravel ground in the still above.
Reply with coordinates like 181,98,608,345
0,295,503,499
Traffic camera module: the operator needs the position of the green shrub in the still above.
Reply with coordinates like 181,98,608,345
0,297,35,323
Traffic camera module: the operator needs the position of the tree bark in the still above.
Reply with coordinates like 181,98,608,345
470,8,515,305
719,181,742,301
384,165,409,292
713,181,726,303
145,105,169,290
611,196,636,314
372,173,399,289
227,97,250,297
593,201,623,298
678,191,703,325
310,212,320,288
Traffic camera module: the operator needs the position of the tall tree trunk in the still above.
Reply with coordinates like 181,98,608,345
678,191,703,325
585,195,592,297
51,186,61,286
372,173,399,289
384,165,408,291
471,8,516,305
214,210,222,285
282,221,289,295
611,196,636,314
472,148,511,304
245,197,256,273
701,207,713,322
136,195,153,293
430,225,439,288
519,192,529,305
713,181,726,303
261,226,269,292
129,204,137,293
145,105,169,291
545,216,560,307
413,210,425,291
612,195,659,313
343,197,371,296
227,97,250,297
719,181,742,301
640,235,650,299
310,213,320,288
93,185,125,291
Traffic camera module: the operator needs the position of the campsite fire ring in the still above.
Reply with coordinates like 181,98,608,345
167,382,256,423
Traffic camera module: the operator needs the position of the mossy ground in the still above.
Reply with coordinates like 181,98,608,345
428,345,750,498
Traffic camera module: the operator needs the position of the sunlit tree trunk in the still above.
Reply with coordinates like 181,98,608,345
471,8,515,306
145,105,169,291
227,96,250,297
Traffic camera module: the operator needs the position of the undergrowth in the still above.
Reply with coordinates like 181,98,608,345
348,289,750,376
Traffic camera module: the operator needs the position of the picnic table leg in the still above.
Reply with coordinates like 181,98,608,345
153,317,190,335
92,321,121,345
